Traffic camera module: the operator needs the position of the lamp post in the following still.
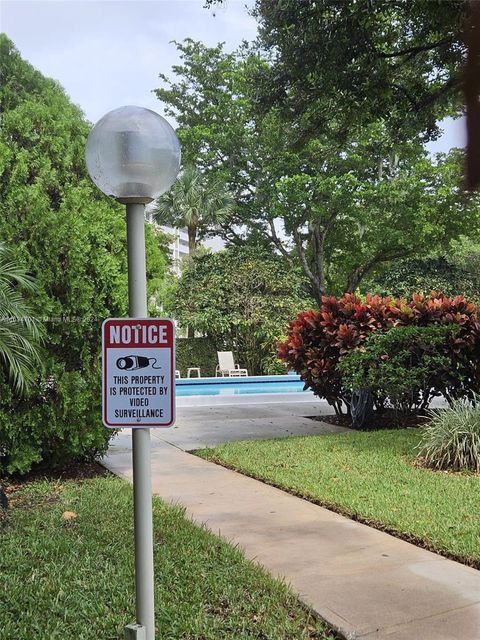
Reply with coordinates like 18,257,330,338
85,106,181,640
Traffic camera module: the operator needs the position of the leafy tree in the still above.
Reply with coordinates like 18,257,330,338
154,39,268,243
366,255,480,301
172,245,313,374
272,143,480,300
152,164,234,256
0,243,43,393
250,0,468,146
0,35,170,473
155,41,480,302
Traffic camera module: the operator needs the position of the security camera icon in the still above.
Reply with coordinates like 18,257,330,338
116,355,161,371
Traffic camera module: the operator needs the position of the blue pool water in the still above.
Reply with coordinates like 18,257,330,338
176,375,307,397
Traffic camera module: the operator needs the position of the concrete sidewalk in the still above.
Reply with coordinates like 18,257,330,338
103,411,480,640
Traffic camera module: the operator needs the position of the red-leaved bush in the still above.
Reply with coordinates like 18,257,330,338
277,292,480,412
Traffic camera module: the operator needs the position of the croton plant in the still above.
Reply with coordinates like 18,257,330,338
277,292,480,414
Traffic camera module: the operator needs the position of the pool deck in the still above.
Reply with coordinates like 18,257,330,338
153,397,341,449
103,399,480,640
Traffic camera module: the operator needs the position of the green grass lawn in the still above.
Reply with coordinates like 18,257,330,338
197,429,480,567
0,469,334,640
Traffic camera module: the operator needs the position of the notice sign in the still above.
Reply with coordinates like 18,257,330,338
102,318,175,428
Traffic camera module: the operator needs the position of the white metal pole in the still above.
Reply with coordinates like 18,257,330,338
126,202,155,640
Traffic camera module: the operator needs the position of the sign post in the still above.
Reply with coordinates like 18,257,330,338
85,106,181,640
126,203,156,640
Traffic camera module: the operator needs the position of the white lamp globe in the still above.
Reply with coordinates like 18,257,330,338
85,105,181,204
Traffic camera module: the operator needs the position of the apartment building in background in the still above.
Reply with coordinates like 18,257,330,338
145,207,190,276
161,225,190,276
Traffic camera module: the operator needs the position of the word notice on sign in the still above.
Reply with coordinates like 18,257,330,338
102,318,175,428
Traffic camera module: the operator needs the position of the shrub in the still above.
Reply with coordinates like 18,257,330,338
417,398,480,472
0,39,170,475
278,292,480,414
338,325,472,415
173,246,313,375
0,363,109,475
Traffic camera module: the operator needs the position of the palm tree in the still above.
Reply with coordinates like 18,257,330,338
0,243,43,394
152,165,234,258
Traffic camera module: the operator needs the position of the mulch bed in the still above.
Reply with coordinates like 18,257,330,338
311,410,430,430
3,461,109,485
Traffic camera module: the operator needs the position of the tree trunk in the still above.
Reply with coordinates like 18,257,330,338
187,223,197,338
310,279,326,306
187,224,197,257
345,249,412,293
346,266,366,293
293,226,326,306
312,222,327,302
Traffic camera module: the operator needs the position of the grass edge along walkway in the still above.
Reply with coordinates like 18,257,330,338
0,468,335,640
196,428,480,569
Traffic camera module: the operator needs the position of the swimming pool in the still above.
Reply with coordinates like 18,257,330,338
176,374,308,397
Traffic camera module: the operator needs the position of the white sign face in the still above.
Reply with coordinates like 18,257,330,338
102,318,175,428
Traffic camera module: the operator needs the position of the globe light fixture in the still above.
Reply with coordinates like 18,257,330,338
85,105,181,203
85,106,180,640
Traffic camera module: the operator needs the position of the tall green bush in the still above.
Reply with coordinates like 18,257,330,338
278,292,480,415
172,245,312,375
0,364,106,475
0,36,169,474
338,325,466,415
175,337,218,377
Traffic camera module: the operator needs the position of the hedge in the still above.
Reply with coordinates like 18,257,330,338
0,364,109,475
278,292,480,414
175,337,218,378
338,324,467,415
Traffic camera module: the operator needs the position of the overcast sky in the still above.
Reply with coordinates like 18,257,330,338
1,0,257,127
0,0,465,152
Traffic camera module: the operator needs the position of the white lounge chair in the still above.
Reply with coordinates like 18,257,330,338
215,351,248,377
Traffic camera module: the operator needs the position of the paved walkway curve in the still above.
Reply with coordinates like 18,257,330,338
103,403,480,640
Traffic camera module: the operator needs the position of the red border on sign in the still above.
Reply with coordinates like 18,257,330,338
102,318,176,428
103,318,174,348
